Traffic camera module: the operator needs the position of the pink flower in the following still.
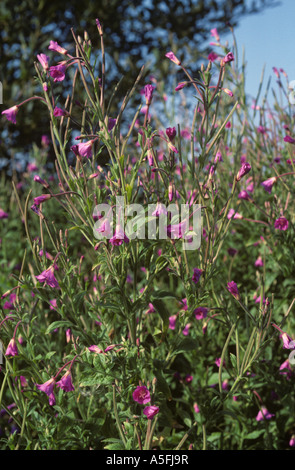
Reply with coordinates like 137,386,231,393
166,127,177,142
56,371,75,392
169,315,177,330
48,40,68,55
274,216,288,231
227,208,235,219
208,52,218,62
223,52,234,64
36,265,59,288
238,190,251,200
108,118,117,131
109,224,129,246
167,220,187,239
88,345,104,354
152,202,168,217
34,175,49,188
49,299,57,310
194,307,208,320
182,324,191,336
223,88,233,97
165,51,181,66
175,82,186,91
236,162,251,181
143,405,159,420
210,28,220,42
192,268,202,284
284,135,295,144
289,435,295,447
5,338,19,357
261,177,277,193
33,194,51,205
227,281,240,300
96,218,112,237
53,106,68,117
144,84,155,105
194,402,200,413
41,135,50,147
37,53,50,71
49,64,66,82
73,140,95,158
2,105,19,124
254,256,264,267
256,407,274,422
36,377,56,405
0,208,8,219
132,386,151,404
280,332,295,349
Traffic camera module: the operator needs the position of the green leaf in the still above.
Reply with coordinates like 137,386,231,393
45,321,72,334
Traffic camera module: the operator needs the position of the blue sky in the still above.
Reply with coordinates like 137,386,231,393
221,0,295,103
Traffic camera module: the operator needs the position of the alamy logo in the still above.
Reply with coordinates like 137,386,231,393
93,197,202,250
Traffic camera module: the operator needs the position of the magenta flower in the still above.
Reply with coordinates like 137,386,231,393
210,28,220,42
108,118,117,132
132,386,151,404
5,338,19,357
289,436,295,447
227,281,240,300
192,268,202,284
182,324,191,336
36,377,56,404
53,106,68,117
37,53,50,71
144,84,155,105
33,194,51,205
194,402,200,413
88,345,104,354
56,371,75,392
208,52,218,62
254,256,264,267
284,135,295,145
175,82,186,91
236,162,251,182
194,307,208,320
74,140,96,158
96,218,112,237
152,202,168,217
165,51,181,66
36,265,59,288
238,190,251,200
169,315,177,330
223,52,234,64
2,105,19,124
143,405,160,420
109,224,129,246
167,220,187,239
41,135,50,147
261,177,277,193
34,175,49,188
256,407,274,422
280,332,295,349
49,64,66,82
0,208,8,219
166,127,177,142
48,40,68,55
274,216,288,231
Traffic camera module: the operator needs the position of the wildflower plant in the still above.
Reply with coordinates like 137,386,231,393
0,20,295,451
